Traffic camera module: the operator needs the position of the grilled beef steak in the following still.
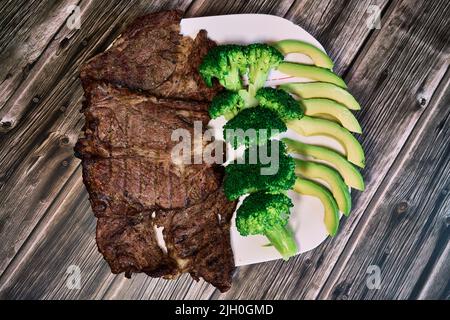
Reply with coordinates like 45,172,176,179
75,10,236,292
80,10,221,101
76,83,222,212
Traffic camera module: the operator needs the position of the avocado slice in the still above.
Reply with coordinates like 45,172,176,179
294,159,351,216
282,138,365,191
280,82,360,110
287,116,365,168
273,39,334,69
277,62,347,88
293,178,339,236
300,98,362,133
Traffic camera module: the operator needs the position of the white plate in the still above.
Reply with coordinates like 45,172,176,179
181,14,345,266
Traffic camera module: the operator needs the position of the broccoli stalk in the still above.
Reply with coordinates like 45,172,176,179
236,191,298,260
265,224,298,260
237,89,259,108
246,44,284,96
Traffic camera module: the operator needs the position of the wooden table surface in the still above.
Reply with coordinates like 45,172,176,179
0,0,449,300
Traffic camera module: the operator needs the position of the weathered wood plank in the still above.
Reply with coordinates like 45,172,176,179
0,0,195,295
0,173,117,299
0,0,80,125
318,71,450,299
185,0,295,17
0,0,51,52
414,240,450,299
212,0,450,299
284,0,390,75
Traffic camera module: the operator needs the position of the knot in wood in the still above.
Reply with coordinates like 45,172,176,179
60,135,70,145
396,201,408,214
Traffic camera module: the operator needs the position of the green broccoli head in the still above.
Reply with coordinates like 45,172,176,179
224,140,296,200
209,91,245,120
256,87,304,120
223,107,286,149
246,44,284,94
237,192,293,235
199,44,247,91
236,191,297,260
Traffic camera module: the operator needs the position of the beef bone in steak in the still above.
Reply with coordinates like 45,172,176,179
75,10,236,292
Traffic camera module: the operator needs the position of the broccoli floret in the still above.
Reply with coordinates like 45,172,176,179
256,87,304,120
246,44,284,95
236,191,297,260
199,45,247,91
209,91,245,120
224,140,296,200
223,107,286,148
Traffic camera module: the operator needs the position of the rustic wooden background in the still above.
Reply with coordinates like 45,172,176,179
0,0,449,300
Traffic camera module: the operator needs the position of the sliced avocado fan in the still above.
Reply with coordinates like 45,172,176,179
273,39,334,69
287,116,365,168
280,82,361,110
282,138,365,191
277,62,347,89
293,178,339,236
294,159,351,216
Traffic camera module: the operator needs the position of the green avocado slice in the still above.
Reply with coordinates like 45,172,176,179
282,138,365,191
277,62,347,88
293,178,339,236
300,98,362,133
287,116,365,168
273,39,334,69
280,82,360,110
294,159,351,216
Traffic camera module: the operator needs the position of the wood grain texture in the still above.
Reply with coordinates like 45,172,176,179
211,0,450,300
415,239,450,299
0,0,448,300
319,70,450,300
0,0,80,129
284,0,390,75
0,0,195,298
185,0,295,17
0,173,116,299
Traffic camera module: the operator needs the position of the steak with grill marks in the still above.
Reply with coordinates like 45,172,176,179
80,10,221,101
75,10,236,292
